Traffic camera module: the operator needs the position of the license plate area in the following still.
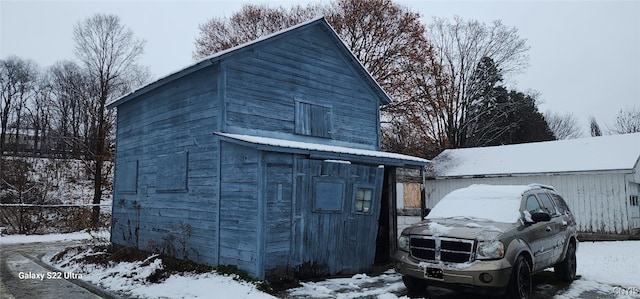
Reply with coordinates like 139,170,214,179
425,267,443,280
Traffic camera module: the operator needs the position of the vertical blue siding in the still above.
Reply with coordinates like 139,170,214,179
263,152,294,278
219,142,261,277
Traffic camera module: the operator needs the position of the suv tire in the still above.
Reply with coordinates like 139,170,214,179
402,275,428,293
505,255,531,299
554,242,577,282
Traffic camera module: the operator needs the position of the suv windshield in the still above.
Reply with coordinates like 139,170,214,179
426,185,530,223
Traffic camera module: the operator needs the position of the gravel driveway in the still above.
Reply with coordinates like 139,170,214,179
0,240,118,299
1,239,632,299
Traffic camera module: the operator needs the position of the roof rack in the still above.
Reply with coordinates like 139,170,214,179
528,183,557,191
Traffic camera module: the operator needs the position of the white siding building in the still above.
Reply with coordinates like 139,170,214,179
426,133,640,234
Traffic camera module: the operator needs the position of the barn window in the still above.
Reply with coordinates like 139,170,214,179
157,151,188,192
313,179,344,213
295,100,333,138
117,160,138,193
354,187,373,213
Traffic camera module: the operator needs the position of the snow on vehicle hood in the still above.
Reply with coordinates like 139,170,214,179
405,219,512,241
426,184,530,223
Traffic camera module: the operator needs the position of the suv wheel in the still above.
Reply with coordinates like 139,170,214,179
505,255,531,299
402,275,428,293
554,242,577,282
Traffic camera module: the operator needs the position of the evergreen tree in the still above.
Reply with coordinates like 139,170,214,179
506,91,555,144
463,57,553,147
590,117,602,136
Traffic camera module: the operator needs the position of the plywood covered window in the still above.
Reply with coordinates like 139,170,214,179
295,100,333,138
117,160,138,193
157,151,188,192
313,179,344,213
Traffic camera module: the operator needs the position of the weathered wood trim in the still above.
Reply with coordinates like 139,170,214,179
257,151,266,278
386,167,398,258
214,135,222,266
219,62,227,132
291,156,302,266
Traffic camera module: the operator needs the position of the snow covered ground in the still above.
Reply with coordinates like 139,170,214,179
1,232,639,298
0,230,95,244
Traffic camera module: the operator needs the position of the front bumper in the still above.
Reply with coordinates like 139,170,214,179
394,250,513,293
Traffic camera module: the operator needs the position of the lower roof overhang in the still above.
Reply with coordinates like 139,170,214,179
215,132,429,168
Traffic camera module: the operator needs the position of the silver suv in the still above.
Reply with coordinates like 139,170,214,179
394,184,577,299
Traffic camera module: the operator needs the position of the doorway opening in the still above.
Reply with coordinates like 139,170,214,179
375,167,396,265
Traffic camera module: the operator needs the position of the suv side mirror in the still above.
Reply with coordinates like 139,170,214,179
530,212,551,223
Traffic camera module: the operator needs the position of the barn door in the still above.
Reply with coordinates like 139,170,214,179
294,159,383,276
341,165,384,273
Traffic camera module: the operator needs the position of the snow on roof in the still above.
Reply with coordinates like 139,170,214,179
429,133,640,177
216,132,429,167
426,184,536,223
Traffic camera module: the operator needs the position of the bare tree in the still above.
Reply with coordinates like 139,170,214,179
326,0,433,101
610,106,640,134
73,14,148,226
25,74,54,152
47,61,97,156
589,116,602,137
194,0,440,157
544,111,583,139
194,0,432,100
194,4,323,58
425,16,530,149
326,0,442,157
48,62,77,153
0,57,39,156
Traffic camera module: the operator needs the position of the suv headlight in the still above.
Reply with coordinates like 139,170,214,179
476,240,504,260
398,235,410,252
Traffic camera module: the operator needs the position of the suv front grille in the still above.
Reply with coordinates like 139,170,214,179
410,236,474,263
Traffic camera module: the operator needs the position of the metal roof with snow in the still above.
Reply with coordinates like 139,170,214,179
216,132,429,168
428,133,640,177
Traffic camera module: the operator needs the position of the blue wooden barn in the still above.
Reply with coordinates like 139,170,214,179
107,17,428,280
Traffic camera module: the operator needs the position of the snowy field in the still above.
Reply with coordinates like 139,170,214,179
2,232,639,299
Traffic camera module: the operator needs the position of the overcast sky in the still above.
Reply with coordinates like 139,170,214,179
1,0,638,133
